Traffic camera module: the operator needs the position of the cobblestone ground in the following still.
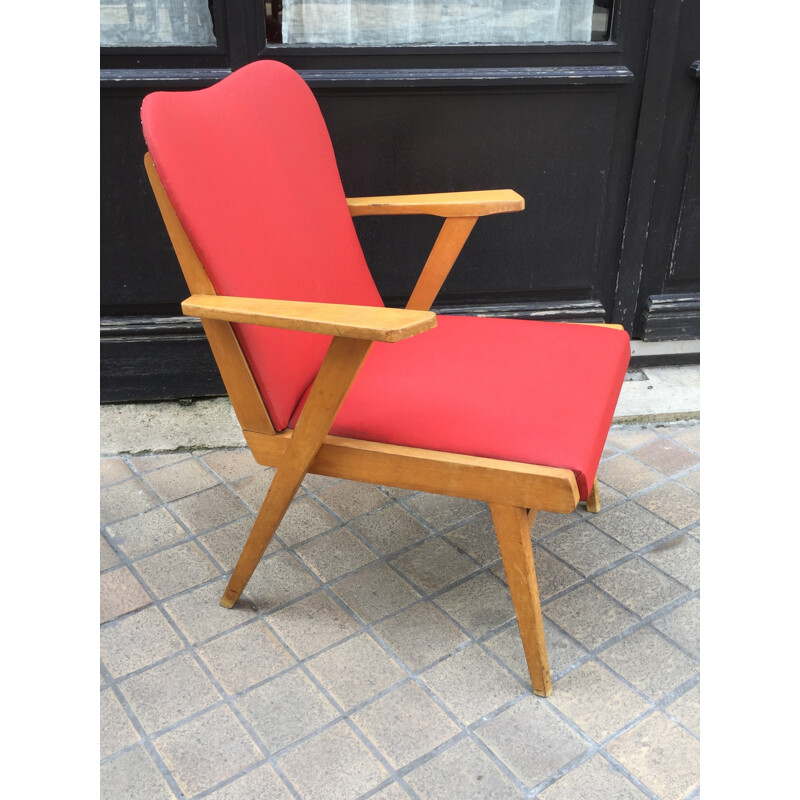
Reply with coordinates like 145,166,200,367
100,421,699,800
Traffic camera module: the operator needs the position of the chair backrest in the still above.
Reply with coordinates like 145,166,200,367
141,61,384,431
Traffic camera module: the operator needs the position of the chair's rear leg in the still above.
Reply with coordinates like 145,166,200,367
221,337,373,608
586,477,601,513
489,504,552,697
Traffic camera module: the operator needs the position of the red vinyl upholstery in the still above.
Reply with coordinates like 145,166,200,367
141,61,383,430
290,316,630,500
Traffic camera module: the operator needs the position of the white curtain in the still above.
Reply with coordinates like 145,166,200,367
282,0,594,45
100,0,215,46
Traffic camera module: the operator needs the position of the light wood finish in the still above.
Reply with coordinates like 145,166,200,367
243,430,580,513
406,217,478,312
347,189,524,218
573,322,625,330
221,337,374,608
586,477,601,513
489,505,551,697
145,153,275,435
144,153,215,295
182,295,437,342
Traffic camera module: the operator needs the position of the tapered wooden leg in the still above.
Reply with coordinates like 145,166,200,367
489,504,551,697
586,477,601,513
220,337,373,608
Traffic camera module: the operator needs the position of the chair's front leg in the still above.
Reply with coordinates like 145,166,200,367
220,337,373,608
489,504,552,697
586,477,601,513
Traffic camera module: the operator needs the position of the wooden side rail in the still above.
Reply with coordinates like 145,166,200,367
347,189,524,218
182,295,436,342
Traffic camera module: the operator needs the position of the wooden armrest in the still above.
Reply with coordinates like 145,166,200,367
181,295,436,342
347,189,524,218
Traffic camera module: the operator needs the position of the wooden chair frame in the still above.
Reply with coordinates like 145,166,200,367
145,152,609,697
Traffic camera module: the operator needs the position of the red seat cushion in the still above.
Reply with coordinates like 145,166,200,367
290,316,630,500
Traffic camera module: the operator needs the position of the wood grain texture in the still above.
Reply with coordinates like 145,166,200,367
490,504,551,697
347,189,524,217
182,295,437,342
244,430,580,513
221,337,374,607
586,477,601,513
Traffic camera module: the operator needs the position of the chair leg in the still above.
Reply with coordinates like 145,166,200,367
220,336,374,608
489,504,552,697
586,477,601,513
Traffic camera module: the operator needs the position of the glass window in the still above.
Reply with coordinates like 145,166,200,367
100,0,217,47
265,0,612,46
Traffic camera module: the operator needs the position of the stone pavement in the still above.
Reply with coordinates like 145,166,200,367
100,416,700,800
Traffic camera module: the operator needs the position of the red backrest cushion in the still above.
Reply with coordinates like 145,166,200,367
141,61,383,430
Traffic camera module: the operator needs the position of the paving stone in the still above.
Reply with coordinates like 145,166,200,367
589,502,677,551
228,469,277,513
317,480,392,519
100,535,122,571
629,438,700,476
236,668,338,753
101,478,161,524
676,467,700,493
668,424,700,454
301,472,340,492
368,784,413,800
444,514,501,565
530,511,584,539
403,494,485,531
666,683,700,736
373,602,468,672
435,573,515,638
594,558,686,618
484,620,587,685
404,737,522,800
295,527,377,582
642,533,700,592
606,712,700,800
142,457,220,502
635,482,700,529
651,597,700,659
600,628,697,700
596,455,663,497
101,457,133,487
537,754,648,800
134,541,220,598
542,522,630,577
351,681,460,768
390,538,477,593
163,580,257,644
349,504,429,554
128,453,191,473
331,561,421,623
101,605,184,678
100,567,152,623
605,426,660,452
199,448,266,482
550,660,650,742
476,695,589,787
277,721,389,800
100,688,140,759
106,507,188,559
306,634,406,711
274,495,339,546
243,551,320,611
420,645,523,725
119,653,222,734
204,763,294,800
100,746,174,800
197,620,295,695
531,546,582,600
154,705,262,797
199,516,282,572
267,591,361,659
544,584,637,650
169,485,250,533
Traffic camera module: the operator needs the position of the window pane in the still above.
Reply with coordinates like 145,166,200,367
268,0,602,46
100,0,216,46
